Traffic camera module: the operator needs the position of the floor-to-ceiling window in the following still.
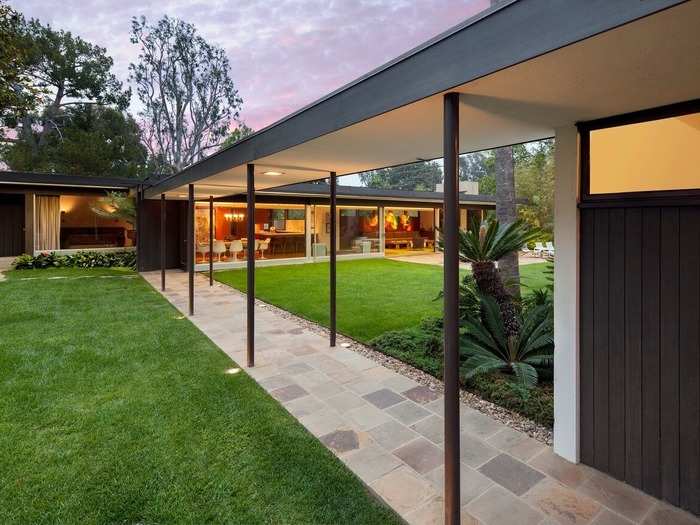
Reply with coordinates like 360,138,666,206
383,207,435,256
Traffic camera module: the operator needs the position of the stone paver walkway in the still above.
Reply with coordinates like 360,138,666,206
142,270,699,525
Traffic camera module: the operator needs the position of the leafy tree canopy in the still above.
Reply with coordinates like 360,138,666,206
220,122,254,150
129,15,243,177
1,14,133,176
359,161,442,192
4,104,147,178
0,1,36,120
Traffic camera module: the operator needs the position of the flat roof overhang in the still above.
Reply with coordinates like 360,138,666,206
145,0,700,200
0,171,138,190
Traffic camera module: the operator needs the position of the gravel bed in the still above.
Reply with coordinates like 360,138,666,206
253,296,553,446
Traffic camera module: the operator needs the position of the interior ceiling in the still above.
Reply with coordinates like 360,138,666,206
164,1,700,199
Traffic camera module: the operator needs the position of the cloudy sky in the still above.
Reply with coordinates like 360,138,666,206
15,0,489,131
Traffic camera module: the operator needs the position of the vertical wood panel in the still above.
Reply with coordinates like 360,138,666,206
608,208,626,480
581,204,699,516
624,208,643,489
580,209,596,466
679,207,700,514
659,208,680,506
0,194,25,256
641,208,662,498
593,209,610,472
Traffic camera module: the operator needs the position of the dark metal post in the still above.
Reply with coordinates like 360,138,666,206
246,164,255,367
443,92,461,525
135,186,142,272
187,184,195,316
329,171,337,347
160,193,166,291
209,195,214,286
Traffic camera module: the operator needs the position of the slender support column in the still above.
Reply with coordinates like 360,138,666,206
135,186,143,272
246,164,255,367
209,195,214,286
553,125,580,462
329,171,337,347
187,184,195,316
443,92,461,525
160,193,166,291
378,206,385,255
305,204,312,260
434,208,440,252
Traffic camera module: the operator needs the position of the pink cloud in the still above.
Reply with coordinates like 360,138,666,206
13,0,490,130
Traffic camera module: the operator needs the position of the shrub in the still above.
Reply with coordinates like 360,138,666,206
464,373,553,427
370,318,443,378
12,250,136,270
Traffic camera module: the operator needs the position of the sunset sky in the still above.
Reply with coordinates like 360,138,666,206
15,0,490,131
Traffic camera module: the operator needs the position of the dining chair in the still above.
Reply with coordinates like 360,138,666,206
213,240,227,261
230,239,243,260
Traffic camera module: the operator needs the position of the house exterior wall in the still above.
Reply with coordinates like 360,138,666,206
553,125,581,463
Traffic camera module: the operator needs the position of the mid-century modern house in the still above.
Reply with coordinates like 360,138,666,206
0,171,495,267
1,0,698,522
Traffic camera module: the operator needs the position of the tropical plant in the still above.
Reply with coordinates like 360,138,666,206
460,294,553,388
90,192,136,226
451,218,540,336
435,272,481,322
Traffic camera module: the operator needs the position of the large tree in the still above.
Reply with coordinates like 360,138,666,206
1,15,132,174
516,140,554,234
0,1,35,123
4,104,147,177
129,16,243,177
359,160,442,191
494,146,521,298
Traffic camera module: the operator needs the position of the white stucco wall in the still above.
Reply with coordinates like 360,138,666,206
553,125,580,463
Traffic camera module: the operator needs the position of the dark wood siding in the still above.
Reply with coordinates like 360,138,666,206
580,205,700,515
137,199,184,272
0,193,25,256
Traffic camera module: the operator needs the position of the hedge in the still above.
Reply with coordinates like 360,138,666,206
12,250,136,270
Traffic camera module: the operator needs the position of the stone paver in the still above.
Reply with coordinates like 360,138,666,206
141,271,700,525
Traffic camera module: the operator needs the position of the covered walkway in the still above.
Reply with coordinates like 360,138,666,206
141,270,698,525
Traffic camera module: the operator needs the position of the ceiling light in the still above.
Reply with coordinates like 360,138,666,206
263,170,283,176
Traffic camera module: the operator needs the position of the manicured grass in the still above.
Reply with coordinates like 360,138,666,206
0,268,400,525
214,259,550,344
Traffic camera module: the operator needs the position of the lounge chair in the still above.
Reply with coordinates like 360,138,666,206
546,241,555,257
534,242,546,257
521,244,532,256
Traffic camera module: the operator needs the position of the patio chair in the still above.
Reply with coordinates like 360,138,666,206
229,239,243,260
212,240,227,261
534,242,546,257
521,244,532,256
546,241,555,257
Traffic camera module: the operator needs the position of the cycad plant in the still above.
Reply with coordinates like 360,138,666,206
455,218,540,336
461,295,553,388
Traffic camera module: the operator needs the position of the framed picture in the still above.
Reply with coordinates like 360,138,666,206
325,222,331,233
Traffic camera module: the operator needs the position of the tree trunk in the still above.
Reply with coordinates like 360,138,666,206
494,146,521,299
472,261,520,337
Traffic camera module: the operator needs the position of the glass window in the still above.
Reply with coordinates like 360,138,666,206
57,194,135,249
339,207,380,254
384,208,435,252
589,112,700,194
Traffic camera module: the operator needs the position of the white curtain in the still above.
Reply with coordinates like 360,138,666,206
35,195,61,251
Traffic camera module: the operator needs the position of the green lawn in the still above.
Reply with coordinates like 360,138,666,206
0,268,400,525
214,259,550,343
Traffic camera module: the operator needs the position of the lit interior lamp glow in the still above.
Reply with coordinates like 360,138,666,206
225,368,241,375
263,171,283,176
